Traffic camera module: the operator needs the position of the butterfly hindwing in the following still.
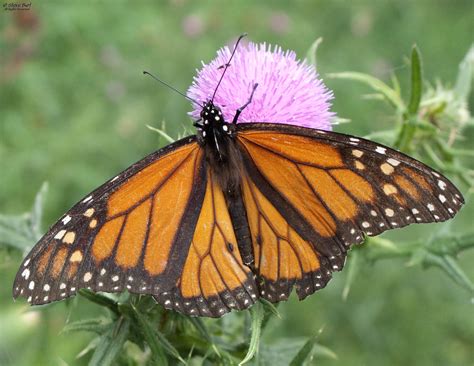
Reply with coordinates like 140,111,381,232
154,168,258,317
241,174,334,302
236,123,464,302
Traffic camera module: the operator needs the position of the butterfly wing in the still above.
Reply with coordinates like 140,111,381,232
13,135,258,317
236,123,464,302
13,137,207,306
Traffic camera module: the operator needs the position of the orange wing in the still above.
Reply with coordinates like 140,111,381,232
154,168,257,317
236,123,464,301
13,135,258,317
13,137,209,310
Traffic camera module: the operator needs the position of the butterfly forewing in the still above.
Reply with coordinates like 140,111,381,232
13,136,207,306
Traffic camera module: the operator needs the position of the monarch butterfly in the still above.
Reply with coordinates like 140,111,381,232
13,37,464,318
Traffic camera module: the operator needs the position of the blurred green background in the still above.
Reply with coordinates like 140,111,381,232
1,1,473,365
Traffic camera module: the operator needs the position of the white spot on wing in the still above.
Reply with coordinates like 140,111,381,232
438,180,447,190
83,272,92,282
62,215,72,225
54,230,67,240
387,158,400,166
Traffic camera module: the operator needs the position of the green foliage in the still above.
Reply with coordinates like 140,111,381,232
328,44,474,300
1,2,473,366
2,41,473,366
0,183,47,253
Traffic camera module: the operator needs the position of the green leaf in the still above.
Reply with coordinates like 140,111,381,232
342,250,359,301
289,335,318,366
146,123,176,143
289,327,337,365
187,317,214,344
305,37,323,68
88,319,130,366
391,72,401,95
186,317,223,359
327,71,405,110
77,336,101,359
0,213,35,251
130,303,186,365
0,183,49,252
407,45,423,116
312,344,339,360
61,318,111,335
260,337,337,366
239,302,264,365
259,298,281,319
79,289,120,315
425,254,474,293
454,44,474,100
30,182,48,241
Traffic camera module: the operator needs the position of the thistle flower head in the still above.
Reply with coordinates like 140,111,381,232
187,42,334,130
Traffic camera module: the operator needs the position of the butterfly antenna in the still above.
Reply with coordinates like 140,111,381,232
143,71,200,105
211,33,247,102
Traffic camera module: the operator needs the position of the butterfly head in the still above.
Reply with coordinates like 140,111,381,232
198,100,233,139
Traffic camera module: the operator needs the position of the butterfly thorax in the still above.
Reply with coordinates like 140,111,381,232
196,101,242,195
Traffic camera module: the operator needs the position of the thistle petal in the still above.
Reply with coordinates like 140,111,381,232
187,42,334,130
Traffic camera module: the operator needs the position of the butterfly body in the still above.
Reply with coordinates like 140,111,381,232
197,101,254,266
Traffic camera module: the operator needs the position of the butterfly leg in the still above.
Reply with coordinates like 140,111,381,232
193,119,203,128
232,83,259,124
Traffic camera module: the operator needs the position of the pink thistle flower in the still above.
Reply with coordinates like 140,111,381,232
187,42,334,130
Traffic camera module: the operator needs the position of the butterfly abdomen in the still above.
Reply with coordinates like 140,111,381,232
225,191,254,267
